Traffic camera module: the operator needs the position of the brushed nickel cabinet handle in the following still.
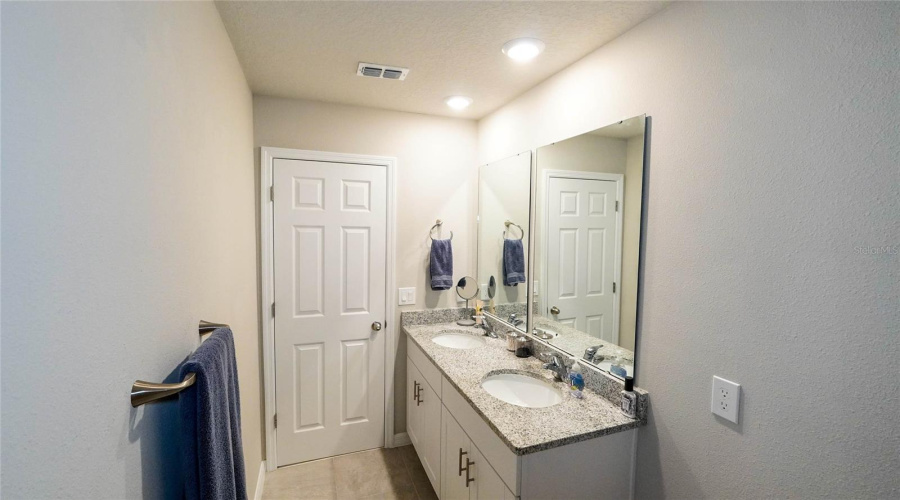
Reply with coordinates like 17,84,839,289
465,458,475,487
458,448,467,476
416,384,423,406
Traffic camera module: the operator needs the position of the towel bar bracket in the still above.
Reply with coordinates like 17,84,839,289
130,320,230,407
131,372,196,407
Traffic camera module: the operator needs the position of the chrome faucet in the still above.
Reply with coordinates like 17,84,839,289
584,345,604,362
543,354,570,382
479,322,498,338
507,313,524,327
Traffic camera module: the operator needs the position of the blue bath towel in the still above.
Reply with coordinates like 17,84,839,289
430,238,453,290
180,327,247,500
503,238,526,286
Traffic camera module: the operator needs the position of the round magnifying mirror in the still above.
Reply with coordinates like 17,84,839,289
456,276,479,326
487,276,496,300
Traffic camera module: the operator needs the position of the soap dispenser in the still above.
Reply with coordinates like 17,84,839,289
621,376,637,418
568,358,584,399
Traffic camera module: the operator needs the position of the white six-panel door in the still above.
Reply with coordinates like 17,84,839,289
547,176,620,343
273,158,387,466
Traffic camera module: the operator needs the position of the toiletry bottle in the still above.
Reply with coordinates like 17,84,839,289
568,358,584,399
621,376,637,418
514,335,532,358
506,331,517,352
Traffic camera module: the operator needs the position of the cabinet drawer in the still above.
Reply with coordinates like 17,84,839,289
407,336,442,397
442,376,519,495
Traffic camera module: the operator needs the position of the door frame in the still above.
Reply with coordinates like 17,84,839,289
539,169,624,343
260,147,398,471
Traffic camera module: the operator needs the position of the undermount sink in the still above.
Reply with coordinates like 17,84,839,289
481,372,563,408
432,332,485,349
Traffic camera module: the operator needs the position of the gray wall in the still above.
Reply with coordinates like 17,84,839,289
1,2,261,498
478,3,900,498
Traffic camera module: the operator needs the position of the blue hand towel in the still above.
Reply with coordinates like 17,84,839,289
503,238,526,286
430,238,453,290
180,327,247,500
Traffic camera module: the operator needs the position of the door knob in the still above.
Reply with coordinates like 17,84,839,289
372,322,382,331
550,306,560,315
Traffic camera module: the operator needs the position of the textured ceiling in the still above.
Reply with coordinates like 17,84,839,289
215,1,668,119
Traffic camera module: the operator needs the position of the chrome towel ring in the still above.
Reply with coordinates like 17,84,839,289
429,219,453,241
504,220,524,241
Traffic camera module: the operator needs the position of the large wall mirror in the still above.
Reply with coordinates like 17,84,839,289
477,151,532,330
532,115,647,379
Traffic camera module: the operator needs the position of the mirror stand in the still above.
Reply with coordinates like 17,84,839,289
457,299,476,326
455,276,478,326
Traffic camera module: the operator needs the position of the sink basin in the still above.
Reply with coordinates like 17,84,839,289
432,333,485,349
481,373,563,408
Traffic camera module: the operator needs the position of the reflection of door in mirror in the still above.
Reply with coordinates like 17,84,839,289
546,175,622,344
533,115,645,379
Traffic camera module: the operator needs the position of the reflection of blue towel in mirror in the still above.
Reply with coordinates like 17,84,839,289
503,238,526,286
430,239,453,290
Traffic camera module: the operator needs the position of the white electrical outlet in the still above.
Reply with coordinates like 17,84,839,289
398,287,416,306
711,376,741,423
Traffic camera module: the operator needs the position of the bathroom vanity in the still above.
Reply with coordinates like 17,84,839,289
403,114,650,499
403,314,644,500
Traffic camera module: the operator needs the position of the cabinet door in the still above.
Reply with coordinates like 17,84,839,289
418,378,442,493
469,445,514,500
442,407,471,500
407,358,422,450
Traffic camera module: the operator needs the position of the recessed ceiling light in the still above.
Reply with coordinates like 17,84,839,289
502,38,545,62
445,96,473,110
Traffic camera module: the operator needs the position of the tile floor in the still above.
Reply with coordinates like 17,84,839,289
262,445,439,500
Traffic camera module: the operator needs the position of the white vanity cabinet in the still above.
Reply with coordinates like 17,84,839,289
406,336,635,500
407,357,442,493
442,406,515,500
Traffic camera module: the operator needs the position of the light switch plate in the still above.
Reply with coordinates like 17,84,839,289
532,280,540,296
711,376,741,423
480,284,489,300
398,287,416,306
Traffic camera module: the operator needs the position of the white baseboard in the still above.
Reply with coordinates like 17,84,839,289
392,432,411,447
254,460,266,500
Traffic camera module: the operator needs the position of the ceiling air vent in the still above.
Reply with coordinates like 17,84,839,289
361,66,383,78
357,62,409,81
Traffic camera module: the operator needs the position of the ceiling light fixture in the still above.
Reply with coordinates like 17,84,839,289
502,38,545,62
445,96,473,110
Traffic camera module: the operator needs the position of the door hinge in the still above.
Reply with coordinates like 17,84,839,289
615,200,619,212
271,302,276,317
613,282,617,293
274,413,277,428
270,186,274,202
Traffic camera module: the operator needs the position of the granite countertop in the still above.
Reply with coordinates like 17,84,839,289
403,321,642,456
